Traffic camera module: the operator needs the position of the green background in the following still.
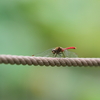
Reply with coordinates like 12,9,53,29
0,0,100,100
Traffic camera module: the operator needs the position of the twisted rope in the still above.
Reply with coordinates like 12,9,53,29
0,55,100,67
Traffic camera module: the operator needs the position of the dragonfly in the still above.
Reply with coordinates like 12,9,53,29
33,47,78,58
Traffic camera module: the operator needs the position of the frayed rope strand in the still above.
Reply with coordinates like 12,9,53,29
0,55,100,67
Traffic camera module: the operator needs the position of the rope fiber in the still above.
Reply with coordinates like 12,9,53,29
0,55,100,67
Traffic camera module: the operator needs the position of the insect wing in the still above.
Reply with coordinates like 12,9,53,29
34,48,53,57
64,50,78,58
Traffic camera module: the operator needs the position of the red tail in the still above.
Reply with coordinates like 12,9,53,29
62,47,76,51
66,47,76,49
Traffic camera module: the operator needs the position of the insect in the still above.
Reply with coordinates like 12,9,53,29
33,47,78,58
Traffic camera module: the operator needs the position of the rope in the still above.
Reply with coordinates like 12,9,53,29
0,55,100,67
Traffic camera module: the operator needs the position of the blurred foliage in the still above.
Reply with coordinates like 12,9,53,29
0,0,100,100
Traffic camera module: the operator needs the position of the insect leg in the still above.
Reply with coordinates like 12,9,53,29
54,53,57,57
62,52,65,58
58,53,62,57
